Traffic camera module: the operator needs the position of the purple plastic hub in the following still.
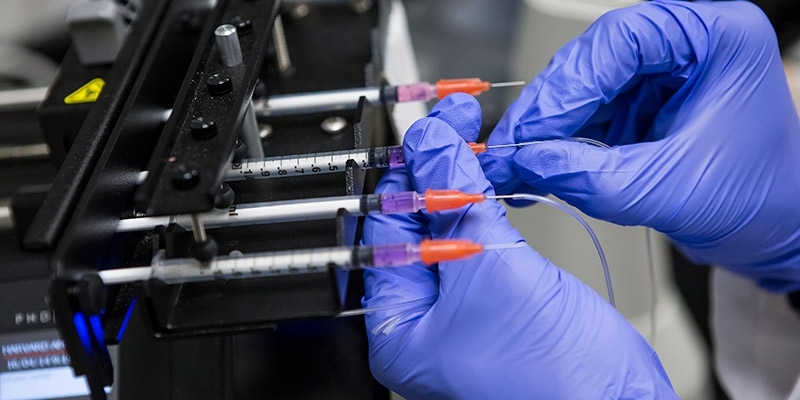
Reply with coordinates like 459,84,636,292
386,146,405,169
372,243,419,267
380,191,426,214
396,82,436,102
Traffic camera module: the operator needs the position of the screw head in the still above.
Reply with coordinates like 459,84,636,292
180,11,202,32
230,17,253,35
170,164,200,190
232,140,248,163
320,116,348,135
190,117,217,140
350,0,373,13
206,73,233,96
258,123,273,140
290,4,310,19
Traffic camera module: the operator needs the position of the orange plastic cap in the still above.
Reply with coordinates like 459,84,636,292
436,78,491,98
424,189,486,212
419,239,483,265
467,142,488,154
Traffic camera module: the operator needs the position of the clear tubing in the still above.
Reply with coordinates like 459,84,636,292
396,82,437,102
379,191,425,214
116,195,365,233
340,192,616,321
645,228,657,344
486,136,611,150
494,193,615,307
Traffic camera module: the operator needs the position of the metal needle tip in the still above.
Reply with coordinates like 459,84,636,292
490,80,526,88
482,242,527,251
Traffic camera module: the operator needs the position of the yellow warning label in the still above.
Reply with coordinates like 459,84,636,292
64,78,105,104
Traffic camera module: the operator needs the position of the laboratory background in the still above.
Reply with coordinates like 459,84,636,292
0,0,798,399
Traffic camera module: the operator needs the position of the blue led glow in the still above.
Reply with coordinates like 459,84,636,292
89,315,106,348
115,296,137,343
73,312,93,356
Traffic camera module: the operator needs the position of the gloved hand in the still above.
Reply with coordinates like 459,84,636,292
482,0,800,291
361,94,676,399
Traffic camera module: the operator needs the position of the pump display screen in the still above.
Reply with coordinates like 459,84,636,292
0,329,116,400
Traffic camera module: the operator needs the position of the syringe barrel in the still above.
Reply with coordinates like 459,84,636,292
386,146,405,169
153,247,355,284
371,243,419,267
396,82,436,102
378,191,425,214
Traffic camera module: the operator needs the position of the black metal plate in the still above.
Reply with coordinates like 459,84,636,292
136,0,279,216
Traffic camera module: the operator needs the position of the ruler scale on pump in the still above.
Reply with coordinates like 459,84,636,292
227,145,406,180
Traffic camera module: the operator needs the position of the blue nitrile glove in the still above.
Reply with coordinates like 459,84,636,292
361,94,677,399
482,0,800,291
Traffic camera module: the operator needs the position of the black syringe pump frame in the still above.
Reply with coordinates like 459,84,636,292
34,0,396,398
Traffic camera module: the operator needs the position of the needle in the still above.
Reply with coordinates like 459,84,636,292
489,80,526,88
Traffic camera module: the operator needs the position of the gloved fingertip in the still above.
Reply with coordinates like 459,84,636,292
477,147,521,194
403,117,493,195
427,93,482,141
512,140,594,181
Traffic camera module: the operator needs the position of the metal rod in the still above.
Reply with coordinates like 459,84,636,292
215,24,243,67
116,196,363,233
241,101,265,158
0,199,12,232
190,214,207,243
252,87,381,117
0,87,47,111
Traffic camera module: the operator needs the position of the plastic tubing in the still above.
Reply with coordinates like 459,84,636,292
339,192,616,323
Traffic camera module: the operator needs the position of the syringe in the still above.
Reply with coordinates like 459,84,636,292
97,239,525,285
116,189,508,233
227,137,605,181
134,138,605,184
252,78,526,117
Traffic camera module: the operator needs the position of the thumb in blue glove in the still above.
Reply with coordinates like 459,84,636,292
361,93,676,398
484,0,800,291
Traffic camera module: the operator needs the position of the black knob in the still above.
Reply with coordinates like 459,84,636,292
190,117,216,140
230,16,253,36
214,183,235,209
192,239,218,262
170,164,200,190
206,73,232,96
